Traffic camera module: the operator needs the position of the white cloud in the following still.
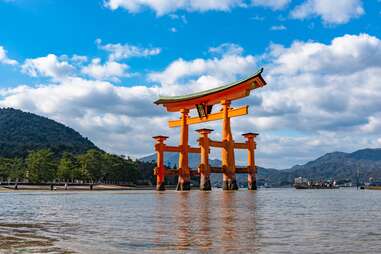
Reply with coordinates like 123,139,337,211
149,43,255,93
103,0,361,27
21,54,74,79
208,43,244,55
360,115,381,133
291,0,364,25
104,0,246,15
81,58,129,82
71,55,88,63
20,41,157,82
96,39,161,61
267,34,381,75
0,46,18,65
104,0,290,15
251,0,290,10
170,27,177,32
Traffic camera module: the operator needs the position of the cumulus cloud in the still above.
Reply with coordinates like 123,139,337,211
20,40,156,82
104,0,246,15
81,58,129,82
104,0,289,15
96,39,161,61
0,46,18,65
149,43,256,93
104,0,361,27
291,0,364,25
21,54,74,79
267,34,381,75
251,0,290,10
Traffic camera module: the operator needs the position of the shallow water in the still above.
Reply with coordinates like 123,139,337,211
1,188,381,253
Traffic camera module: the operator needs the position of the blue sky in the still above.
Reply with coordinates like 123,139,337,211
0,0,381,168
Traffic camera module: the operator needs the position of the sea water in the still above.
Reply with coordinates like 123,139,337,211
1,188,381,253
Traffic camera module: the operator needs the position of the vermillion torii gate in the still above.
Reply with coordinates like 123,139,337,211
153,68,267,191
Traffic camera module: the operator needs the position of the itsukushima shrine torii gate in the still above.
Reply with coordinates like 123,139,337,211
153,68,267,191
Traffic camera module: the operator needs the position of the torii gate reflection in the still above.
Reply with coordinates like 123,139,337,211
153,68,267,191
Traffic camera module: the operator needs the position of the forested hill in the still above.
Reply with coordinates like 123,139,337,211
0,108,98,157
281,149,381,184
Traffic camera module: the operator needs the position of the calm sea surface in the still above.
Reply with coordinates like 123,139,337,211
1,188,381,253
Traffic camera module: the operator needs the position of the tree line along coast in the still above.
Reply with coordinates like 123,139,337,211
0,148,157,188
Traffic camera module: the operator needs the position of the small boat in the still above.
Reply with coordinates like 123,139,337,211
294,177,338,189
365,179,381,190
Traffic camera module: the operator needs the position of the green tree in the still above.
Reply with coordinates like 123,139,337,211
76,150,142,183
57,152,78,182
123,157,140,183
77,149,106,182
101,153,141,183
26,149,56,183
101,153,122,181
8,157,25,181
0,157,25,181
0,158,10,180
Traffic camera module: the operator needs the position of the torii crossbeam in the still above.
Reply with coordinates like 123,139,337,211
153,68,267,191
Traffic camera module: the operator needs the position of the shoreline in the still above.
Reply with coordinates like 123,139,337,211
0,184,219,192
0,184,156,192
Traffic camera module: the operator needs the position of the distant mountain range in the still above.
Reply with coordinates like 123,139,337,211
0,108,98,157
140,148,381,187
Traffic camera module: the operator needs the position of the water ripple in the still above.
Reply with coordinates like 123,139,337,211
0,189,381,253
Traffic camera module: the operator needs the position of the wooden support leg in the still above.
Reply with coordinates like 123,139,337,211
221,100,238,190
248,167,257,190
153,136,168,191
177,109,191,191
197,129,213,191
243,133,258,190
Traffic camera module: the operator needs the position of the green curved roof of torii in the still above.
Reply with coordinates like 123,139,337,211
154,68,264,105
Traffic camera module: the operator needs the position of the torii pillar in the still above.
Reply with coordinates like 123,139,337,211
153,135,168,191
197,128,213,191
177,109,191,191
221,100,238,190
243,133,258,190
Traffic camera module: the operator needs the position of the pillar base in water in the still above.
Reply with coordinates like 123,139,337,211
176,181,190,191
156,183,165,191
222,179,238,190
200,179,211,191
248,181,257,190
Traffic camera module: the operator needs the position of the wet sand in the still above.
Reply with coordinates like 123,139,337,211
0,223,74,254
